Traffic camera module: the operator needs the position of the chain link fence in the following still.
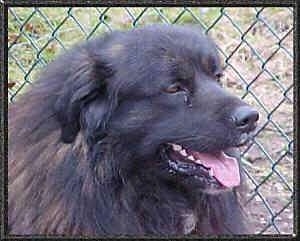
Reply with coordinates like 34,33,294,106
7,7,294,235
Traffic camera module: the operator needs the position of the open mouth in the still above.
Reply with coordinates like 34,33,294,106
161,143,242,193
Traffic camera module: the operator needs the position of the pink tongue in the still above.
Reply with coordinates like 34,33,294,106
192,151,240,188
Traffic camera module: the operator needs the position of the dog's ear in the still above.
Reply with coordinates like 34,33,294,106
54,49,113,143
80,98,109,146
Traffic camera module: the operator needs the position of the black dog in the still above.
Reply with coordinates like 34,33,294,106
8,24,258,236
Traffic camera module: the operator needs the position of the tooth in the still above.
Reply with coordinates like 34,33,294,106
209,168,214,177
172,144,182,151
187,155,195,161
195,159,202,164
180,149,187,156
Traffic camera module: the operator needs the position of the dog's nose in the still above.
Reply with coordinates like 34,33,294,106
231,106,259,132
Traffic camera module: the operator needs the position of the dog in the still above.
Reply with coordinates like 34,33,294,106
8,24,259,236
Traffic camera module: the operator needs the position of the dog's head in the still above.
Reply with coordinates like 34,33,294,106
53,25,258,194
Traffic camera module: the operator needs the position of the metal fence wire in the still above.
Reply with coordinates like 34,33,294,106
7,7,294,235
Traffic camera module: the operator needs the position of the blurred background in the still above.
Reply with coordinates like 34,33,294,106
7,7,294,234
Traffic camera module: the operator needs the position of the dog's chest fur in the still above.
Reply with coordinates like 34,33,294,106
181,211,197,234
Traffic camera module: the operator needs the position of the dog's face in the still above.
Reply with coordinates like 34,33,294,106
55,25,258,194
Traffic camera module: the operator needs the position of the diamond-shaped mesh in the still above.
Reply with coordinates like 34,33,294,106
7,7,294,234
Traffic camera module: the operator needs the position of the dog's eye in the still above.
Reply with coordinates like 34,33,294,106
165,83,185,94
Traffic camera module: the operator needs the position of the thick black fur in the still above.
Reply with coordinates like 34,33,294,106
8,25,252,236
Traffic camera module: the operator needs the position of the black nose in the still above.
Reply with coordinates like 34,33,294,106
231,106,259,132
